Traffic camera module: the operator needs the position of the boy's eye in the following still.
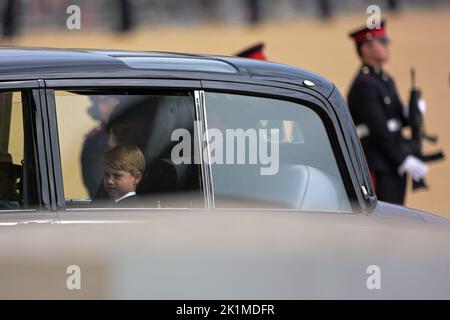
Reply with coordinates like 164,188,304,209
114,174,122,179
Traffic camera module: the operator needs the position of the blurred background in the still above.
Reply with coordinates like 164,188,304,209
1,0,449,218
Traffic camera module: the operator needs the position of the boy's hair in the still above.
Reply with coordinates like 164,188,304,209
102,144,145,175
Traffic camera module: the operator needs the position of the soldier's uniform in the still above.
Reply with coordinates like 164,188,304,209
235,42,267,60
347,23,412,205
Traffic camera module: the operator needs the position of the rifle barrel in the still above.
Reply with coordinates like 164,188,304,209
411,68,416,89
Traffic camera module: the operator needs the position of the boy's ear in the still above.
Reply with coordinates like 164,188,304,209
134,171,142,184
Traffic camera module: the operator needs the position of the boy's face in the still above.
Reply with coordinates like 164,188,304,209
103,166,142,200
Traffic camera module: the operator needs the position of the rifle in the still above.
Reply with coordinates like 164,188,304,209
408,68,445,190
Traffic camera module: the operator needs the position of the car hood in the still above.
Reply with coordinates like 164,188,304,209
1,208,450,299
369,201,450,228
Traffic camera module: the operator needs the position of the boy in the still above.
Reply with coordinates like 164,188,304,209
102,144,145,207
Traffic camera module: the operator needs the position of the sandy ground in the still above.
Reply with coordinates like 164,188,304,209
3,8,450,218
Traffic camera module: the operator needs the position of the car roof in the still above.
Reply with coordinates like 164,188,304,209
0,47,335,97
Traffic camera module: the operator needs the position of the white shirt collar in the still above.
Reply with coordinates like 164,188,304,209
115,191,136,203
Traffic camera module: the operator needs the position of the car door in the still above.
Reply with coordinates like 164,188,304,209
199,80,363,213
0,80,58,225
44,79,207,223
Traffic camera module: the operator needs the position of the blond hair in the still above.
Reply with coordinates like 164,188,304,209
102,144,145,175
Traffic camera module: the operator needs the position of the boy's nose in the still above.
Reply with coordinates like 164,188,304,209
105,176,114,185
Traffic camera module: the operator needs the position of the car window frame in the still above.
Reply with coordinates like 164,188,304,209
327,88,377,209
41,77,368,216
200,80,362,213
43,78,207,219
0,80,58,224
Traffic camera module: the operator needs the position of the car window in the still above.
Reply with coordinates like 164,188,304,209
204,92,351,212
54,90,203,209
0,91,38,211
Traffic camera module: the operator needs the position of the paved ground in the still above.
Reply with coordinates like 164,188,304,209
5,8,449,218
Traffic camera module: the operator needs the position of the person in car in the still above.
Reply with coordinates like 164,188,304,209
105,96,183,196
102,144,145,207
81,95,120,198
0,153,21,210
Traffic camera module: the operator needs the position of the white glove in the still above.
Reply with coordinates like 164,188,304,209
398,155,428,181
403,98,426,118
418,98,427,114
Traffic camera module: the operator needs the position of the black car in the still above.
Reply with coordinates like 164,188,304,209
0,47,449,299
0,47,375,215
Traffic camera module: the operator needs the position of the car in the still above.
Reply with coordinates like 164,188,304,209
0,46,375,216
0,47,449,299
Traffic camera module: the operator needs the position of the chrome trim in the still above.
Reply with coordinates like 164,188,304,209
361,186,369,199
194,90,214,208
61,207,354,214
63,207,201,212
43,87,66,211
0,209,38,213
45,79,202,88
303,80,315,87
117,57,238,73
0,80,40,89
200,91,215,208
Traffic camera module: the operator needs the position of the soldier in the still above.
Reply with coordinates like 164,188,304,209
1,0,21,39
347,20,428,205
